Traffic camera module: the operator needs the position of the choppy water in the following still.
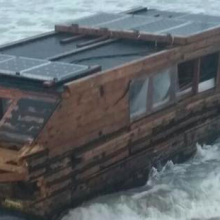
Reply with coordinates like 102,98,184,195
1,0,220,45
1,0,220,220
62,144,220,220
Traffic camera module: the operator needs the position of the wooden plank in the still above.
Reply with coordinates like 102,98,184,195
76,149,129,180
0,172,26,182
19,145,46,158
59,35,84,44
186,26,220,44
76,36,108,48
55,25,188,45
0,99,18,128
47,39,116,61
0,163,26,174
193,59,200,94
0,148,19,163
184,40,220,61
49,114,128,157
45,167,72,185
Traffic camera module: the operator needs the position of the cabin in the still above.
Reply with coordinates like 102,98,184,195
0,6,220,219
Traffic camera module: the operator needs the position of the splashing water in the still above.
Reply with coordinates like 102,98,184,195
62,143,220,220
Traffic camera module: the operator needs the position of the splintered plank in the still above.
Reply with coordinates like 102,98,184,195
0,163,26,174
0,148,19,163
19,145,46,158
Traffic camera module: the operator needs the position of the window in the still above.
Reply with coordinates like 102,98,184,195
153,69,171,108
129,77,149,119
198,53,219,93
177,60,194,96
0,98,11,120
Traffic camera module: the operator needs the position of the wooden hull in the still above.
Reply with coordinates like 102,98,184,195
1,91,220,219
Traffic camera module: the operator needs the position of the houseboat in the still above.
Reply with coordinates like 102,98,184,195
0,6,220,219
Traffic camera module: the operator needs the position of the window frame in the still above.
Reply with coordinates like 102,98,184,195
129,75,150,121
176,53,220,99
198,52,219,93
129,51,220,123
151,66,176,112
176,59,196,99
129,65,177,122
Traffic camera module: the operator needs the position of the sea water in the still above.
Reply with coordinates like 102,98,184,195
1,1,220,219
62,144,220,220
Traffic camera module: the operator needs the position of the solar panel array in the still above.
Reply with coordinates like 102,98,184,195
0,54,89,82
97,16,161,30
69,12,220,37
71,13,126,26
0,57,48,73
22,62,88,81
0,54,14,63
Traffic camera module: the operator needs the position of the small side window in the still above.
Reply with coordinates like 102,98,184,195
153,69,171,109
198,53,218,93
129,77,149,120
177,60,194,96
0,98,11,120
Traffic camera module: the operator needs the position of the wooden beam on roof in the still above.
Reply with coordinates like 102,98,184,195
76,36,109,48
48,38,116,61
55,24,188,46
59,35,84,44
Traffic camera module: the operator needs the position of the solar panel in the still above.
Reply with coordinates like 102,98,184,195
71,13,127,27
21,62,89,81
0,57,49,74
138,18,189,33
97,15,160,30
165,21,220,36
0,54,15,63
180,14,220,24
68,12,220,39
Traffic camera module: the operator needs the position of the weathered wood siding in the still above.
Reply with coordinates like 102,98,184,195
35,33,220,157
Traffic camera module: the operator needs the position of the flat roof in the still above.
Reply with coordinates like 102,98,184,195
0,8,220,88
